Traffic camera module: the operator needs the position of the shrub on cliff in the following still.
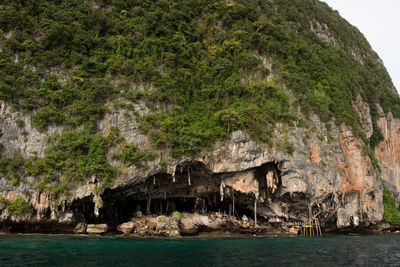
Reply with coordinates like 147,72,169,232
0,152,25,182
382,186,400,225
112,142,156,168
5,196,33,215
25,129,120,198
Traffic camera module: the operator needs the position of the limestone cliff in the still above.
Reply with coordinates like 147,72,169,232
0,0,399,234
375,108,400,196
0,97,391,232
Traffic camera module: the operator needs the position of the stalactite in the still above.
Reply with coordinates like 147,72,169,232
266,169,278,194
188,168,191,186
93,194,103,218
172,165,176,183
220,183,225,201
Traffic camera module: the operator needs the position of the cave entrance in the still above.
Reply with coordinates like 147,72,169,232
79,160,283,227
70,195,96,223
221,188,266,224
98,194,226,226
256,162,282,202
218,161,282,225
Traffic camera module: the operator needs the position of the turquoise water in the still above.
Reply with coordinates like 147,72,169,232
0,235,399,266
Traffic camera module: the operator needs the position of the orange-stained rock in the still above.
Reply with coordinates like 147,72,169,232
337,126,374,193
221,170,259,197
375,112,400,192
310,143,321,163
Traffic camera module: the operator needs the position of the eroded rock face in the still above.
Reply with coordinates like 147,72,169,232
0,96,397,232
220,170,260,199
337,208,351,228
375,110,400,193
0,101,62,158
195,115,382,228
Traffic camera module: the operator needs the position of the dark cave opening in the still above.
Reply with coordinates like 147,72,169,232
257,162,282,202
70,195,96,223
71,161,284,228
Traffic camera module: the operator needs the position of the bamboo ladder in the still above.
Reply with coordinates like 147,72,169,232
300,218,322,237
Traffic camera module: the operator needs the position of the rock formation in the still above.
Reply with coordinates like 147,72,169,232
0,97,392,234
0,0,399,235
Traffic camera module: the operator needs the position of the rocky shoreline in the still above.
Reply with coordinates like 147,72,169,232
71,211,301,237
1,212,399,238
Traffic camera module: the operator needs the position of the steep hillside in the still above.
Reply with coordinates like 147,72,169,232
0,0,399,234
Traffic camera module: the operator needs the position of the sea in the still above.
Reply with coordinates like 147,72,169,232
0,234,399,266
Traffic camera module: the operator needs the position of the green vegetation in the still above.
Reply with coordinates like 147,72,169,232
112,142,156,168
383,186,400,225
0,195,33,215
170,211,185,218
0,196,6,205
0,151,25,183
0,128,152,199
15,119,24,128
5,196,33,215
1,0,398,159
24,128,121,198
0,0,399,195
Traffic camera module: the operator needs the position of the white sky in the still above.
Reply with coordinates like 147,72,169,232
323,0,400,93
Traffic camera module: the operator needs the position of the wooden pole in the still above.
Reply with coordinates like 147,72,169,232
319,222,323,237
317,218,322,237
146,197,152,215
232,188,235,218
254,198,257,227
310,219,313,237
313,219,317,237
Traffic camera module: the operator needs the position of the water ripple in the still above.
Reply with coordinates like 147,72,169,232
0,235,400,266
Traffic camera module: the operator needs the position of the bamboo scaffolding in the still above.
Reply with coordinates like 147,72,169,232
300,218,322,237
